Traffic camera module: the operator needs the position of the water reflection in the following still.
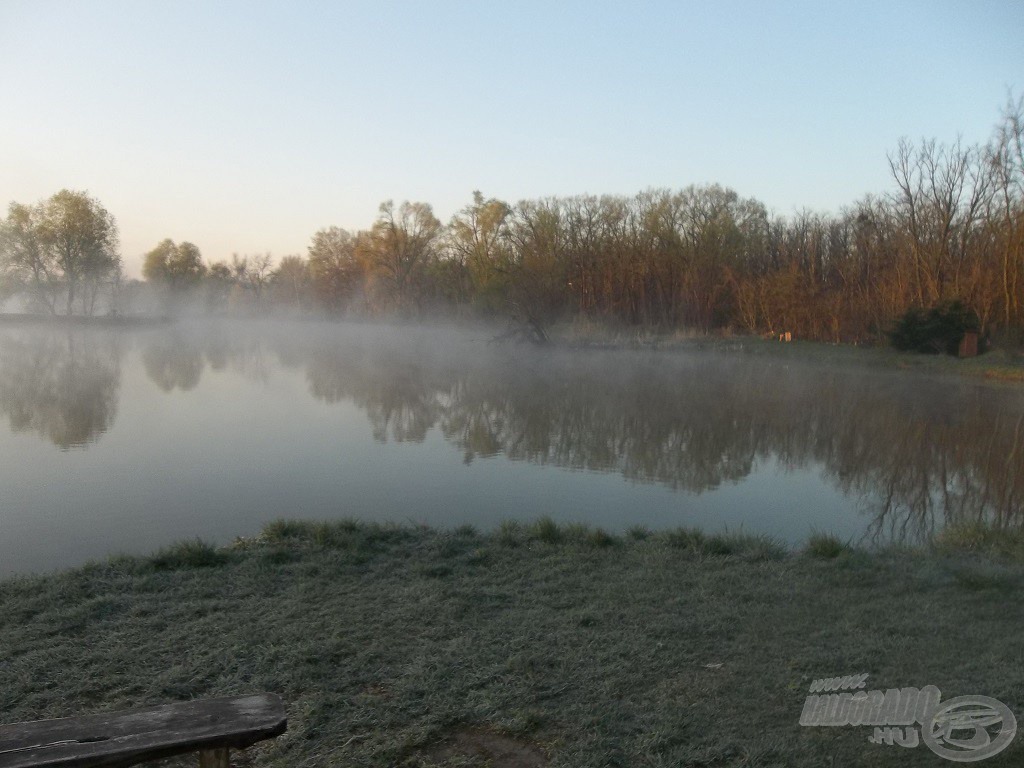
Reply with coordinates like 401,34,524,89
205,333,272,383
0,329,122,449
267,332,1024,543
2,322,1023,543
142,333,204,392
142,330,271,390
302,344,445,443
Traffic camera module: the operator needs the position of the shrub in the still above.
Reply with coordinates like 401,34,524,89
889,299,979,355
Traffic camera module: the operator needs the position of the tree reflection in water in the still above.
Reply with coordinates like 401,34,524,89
2,323,1022,542
268,330,1024,544
0,329,122,449
141,328,271,391
142,333,205,392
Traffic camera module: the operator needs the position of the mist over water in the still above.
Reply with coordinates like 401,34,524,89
1,319,1022,576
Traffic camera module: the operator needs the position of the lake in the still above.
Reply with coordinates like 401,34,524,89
1,319,1022,576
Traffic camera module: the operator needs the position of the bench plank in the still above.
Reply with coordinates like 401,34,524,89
0,694,286,768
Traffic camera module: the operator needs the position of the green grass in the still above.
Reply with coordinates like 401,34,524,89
528,516,563,544
803,532,851,560
934,522,1024,561
625,525,651,541
2,520,1023,767
260,518,416,554
659,526,707,550
652,527,787,561
149,538,230,570
946,561,1022,591
585,528,617,548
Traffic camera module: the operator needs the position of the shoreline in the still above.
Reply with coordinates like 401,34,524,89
3,312,1022,382
546,324,1024,382
0,312,172,327
4,517,1023,585
2,519,1021,767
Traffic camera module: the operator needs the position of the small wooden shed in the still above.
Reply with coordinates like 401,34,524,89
958,331,979,358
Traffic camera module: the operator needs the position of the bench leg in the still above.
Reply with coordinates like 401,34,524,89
199,747,230,768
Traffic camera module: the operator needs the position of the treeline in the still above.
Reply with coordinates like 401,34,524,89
3,101,1023,342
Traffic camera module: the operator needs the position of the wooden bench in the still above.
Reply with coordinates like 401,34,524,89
0,693,286,768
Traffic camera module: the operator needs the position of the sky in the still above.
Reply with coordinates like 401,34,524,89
1,1,1022,278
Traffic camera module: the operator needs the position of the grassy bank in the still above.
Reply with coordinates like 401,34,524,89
2,520,1023,767
549,321,1024,382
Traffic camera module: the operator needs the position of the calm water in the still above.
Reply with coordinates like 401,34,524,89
1,320,1022,576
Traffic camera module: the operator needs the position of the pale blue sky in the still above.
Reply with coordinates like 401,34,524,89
1,0,1022,276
